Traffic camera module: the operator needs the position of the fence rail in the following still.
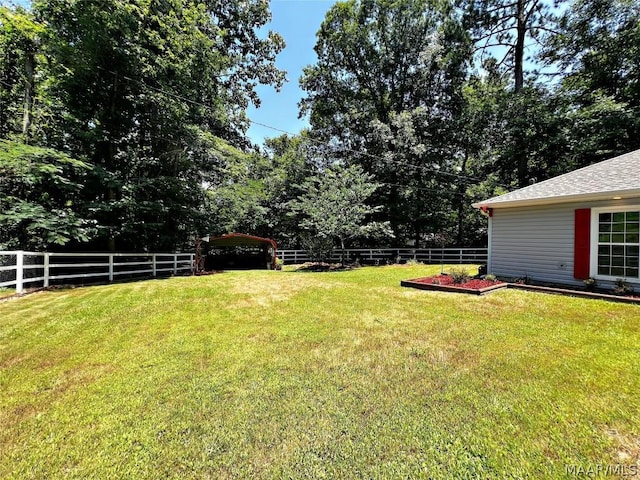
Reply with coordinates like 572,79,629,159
0,248,487,295
0,251,194,294
276,248,487,265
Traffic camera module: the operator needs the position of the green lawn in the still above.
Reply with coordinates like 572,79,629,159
1,265,639,479
0,288,15,299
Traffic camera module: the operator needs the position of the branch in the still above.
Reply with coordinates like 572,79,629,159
496,45,515,69
473,42,512,53
480,2,519,15
524,0,542,23
530,24,562,36
472,26,515,43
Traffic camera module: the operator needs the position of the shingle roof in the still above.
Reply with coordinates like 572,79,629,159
473,148,640,209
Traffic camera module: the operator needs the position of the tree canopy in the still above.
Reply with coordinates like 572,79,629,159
1,0,638,254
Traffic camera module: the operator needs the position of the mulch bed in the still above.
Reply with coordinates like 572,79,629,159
402,274,640,303
401,275,507,295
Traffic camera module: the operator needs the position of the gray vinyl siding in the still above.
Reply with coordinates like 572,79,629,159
489,198,640,287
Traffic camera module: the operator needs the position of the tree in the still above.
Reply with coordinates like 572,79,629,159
0,0,286,252
0,140,93,250
300,0,472,245
0,6,47,142
288,164,392,264
466,0,561,187
543,0,640,166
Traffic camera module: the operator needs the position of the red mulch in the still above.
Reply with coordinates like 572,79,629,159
411,275,505,290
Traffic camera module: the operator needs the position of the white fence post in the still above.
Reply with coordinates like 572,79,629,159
44,252,50,287
108,255,114,282
152,254,157,277
173,255,177,275
16,251,24,294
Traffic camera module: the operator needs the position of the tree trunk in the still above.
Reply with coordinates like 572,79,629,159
514,0,528,187
106,73,119,252
22,51,34,142
456,153,469,245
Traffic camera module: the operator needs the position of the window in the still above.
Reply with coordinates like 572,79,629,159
596,210,640,278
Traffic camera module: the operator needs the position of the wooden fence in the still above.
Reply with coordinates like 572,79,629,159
276,247,487,265
0,251,194,294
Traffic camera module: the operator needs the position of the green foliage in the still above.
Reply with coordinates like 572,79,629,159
0,140,93,249
485,273,497,282
288,164,393,263
449,266,470,284
544,0,640,165
1,0,285,252
300,0,472,246
613,278,634,296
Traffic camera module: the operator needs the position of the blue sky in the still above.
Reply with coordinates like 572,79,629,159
246,0,337,146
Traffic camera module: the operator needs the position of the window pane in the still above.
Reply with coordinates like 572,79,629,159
599,234,611,242
598,266,610,275
600,213,612,222
626,234,639,243
598,255,611,266
612,234,625,243
612,223,625,232
611,267,625,276
612,245,625,256
626,212,639,222
626,257,638,268
598,245,610,255
613,212,625,222
626,268,639,278
627,246,639,256
599,223,612,233
628,223,640,233
612,256,625,267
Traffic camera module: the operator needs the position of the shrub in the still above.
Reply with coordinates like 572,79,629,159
583,277,596,290
613,279,634,296
406,259,422,266
449,267,470,284
485,273,497,282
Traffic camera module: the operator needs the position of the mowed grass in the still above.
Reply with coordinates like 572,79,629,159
1,265,639,479
0,288,15,299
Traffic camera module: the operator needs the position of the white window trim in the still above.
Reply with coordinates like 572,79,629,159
590,205,640,282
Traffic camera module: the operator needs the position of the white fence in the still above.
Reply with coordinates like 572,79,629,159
0,251,194,294
277,247,487,265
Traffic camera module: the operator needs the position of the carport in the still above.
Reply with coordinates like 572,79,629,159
195,233,277,272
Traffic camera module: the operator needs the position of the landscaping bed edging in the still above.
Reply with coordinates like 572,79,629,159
400,279,507,295
506,283,640,305
401,278,640,304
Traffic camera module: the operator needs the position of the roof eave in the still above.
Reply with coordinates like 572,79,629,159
472,189,640,209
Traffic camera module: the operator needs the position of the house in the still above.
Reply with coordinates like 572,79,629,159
472,149,640,288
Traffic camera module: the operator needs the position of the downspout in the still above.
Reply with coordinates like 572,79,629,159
478,207,493,273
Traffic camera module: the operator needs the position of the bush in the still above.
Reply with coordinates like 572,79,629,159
485,273,497,282
449,267,470,284
301,235,334,262
613,279,634,296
